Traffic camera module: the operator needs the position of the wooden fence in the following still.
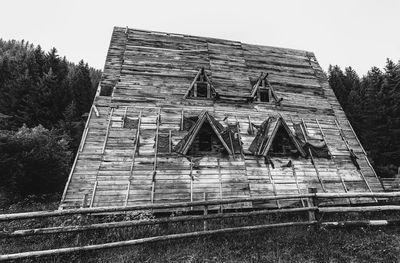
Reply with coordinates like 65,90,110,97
2,190,400,261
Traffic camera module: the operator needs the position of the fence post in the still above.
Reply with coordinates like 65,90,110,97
203,192,208,231
308,188,318,222
76,194,88,246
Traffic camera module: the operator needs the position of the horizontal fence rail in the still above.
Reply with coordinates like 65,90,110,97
2,192,400,222
2,191,400,261
0,221,318,261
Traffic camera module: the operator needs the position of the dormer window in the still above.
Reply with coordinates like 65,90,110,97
184,68,216,99
250,73,283,105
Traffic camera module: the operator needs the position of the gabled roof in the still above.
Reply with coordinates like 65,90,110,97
249,116,306,157
174,111,233,155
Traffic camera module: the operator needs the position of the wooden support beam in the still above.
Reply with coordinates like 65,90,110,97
300,119,326,192
130,111,142,175
228,131,235,159
235,116,244,157
183,69,202,98
122,106,128,128
292,163,305,207
79,128,89,152
124,181,131,207
102,108,114,154
89,181,98,208
189,160,193,208
218,159,223,213
347,120,367,155
168,130,172,153
93,105,99,117
358,169,377,202
266,160,280,208
151,109,161,203
180,109,184,130
203,193,208,231
247,115,254,135
315,119,332,157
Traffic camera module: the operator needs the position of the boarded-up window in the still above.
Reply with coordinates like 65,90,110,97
124,117,139,129
259,89,270,102
100,86,113,96
157,133,171,153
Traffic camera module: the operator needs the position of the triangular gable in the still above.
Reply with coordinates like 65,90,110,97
183,68,217,99
250,72,283,105
249,116,306,157
174,111,232,155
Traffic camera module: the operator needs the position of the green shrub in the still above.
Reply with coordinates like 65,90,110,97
0,125,72,198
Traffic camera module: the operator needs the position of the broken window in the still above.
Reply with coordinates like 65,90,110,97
157,133,171,153
259,89,270,102
187,121,228,156
196,82,208,98
249,73,283,105
175,111,236,156
269,125,299,156
100,85,113,96
249,117,306,157
184,68,216,99
124,117,139,129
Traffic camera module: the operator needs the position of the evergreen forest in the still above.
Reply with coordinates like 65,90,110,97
328,61,400,178
0,40,101,200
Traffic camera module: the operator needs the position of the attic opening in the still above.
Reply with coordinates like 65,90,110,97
259,89,270,102
250,73,282,105
184,68,216,99
187,120,228,156
269,125,299,156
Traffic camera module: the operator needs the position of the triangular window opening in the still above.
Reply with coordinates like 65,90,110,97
250,73,282,105
269,125,300,157
187,120,229,156
184,68,216,99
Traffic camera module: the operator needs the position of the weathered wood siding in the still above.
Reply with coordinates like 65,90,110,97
60,27,383,209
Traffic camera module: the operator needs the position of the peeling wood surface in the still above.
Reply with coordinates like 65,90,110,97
60,27,383,209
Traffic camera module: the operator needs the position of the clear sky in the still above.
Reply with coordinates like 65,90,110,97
1,0,399,76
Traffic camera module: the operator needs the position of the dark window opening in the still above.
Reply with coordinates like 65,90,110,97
196,82,208,98
187,121,227,156
100,86,113,96
259,89,270,102
269,126,299,156
124,117,138,129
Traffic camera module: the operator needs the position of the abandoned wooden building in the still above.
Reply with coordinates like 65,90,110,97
60,27,383,210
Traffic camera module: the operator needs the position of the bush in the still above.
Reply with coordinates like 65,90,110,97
0,125,72,198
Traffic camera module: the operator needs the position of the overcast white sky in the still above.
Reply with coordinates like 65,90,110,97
1,0,399,76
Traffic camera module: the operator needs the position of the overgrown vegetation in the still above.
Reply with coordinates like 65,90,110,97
1,206,400,262
328,60,400,177
0,39,101,201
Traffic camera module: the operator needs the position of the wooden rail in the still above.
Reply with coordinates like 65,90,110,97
2,191,400,261
0,221,317,261
2,192,400,222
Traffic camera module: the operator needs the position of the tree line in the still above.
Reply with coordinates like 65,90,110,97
328,60,400,178
0,39,101,200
